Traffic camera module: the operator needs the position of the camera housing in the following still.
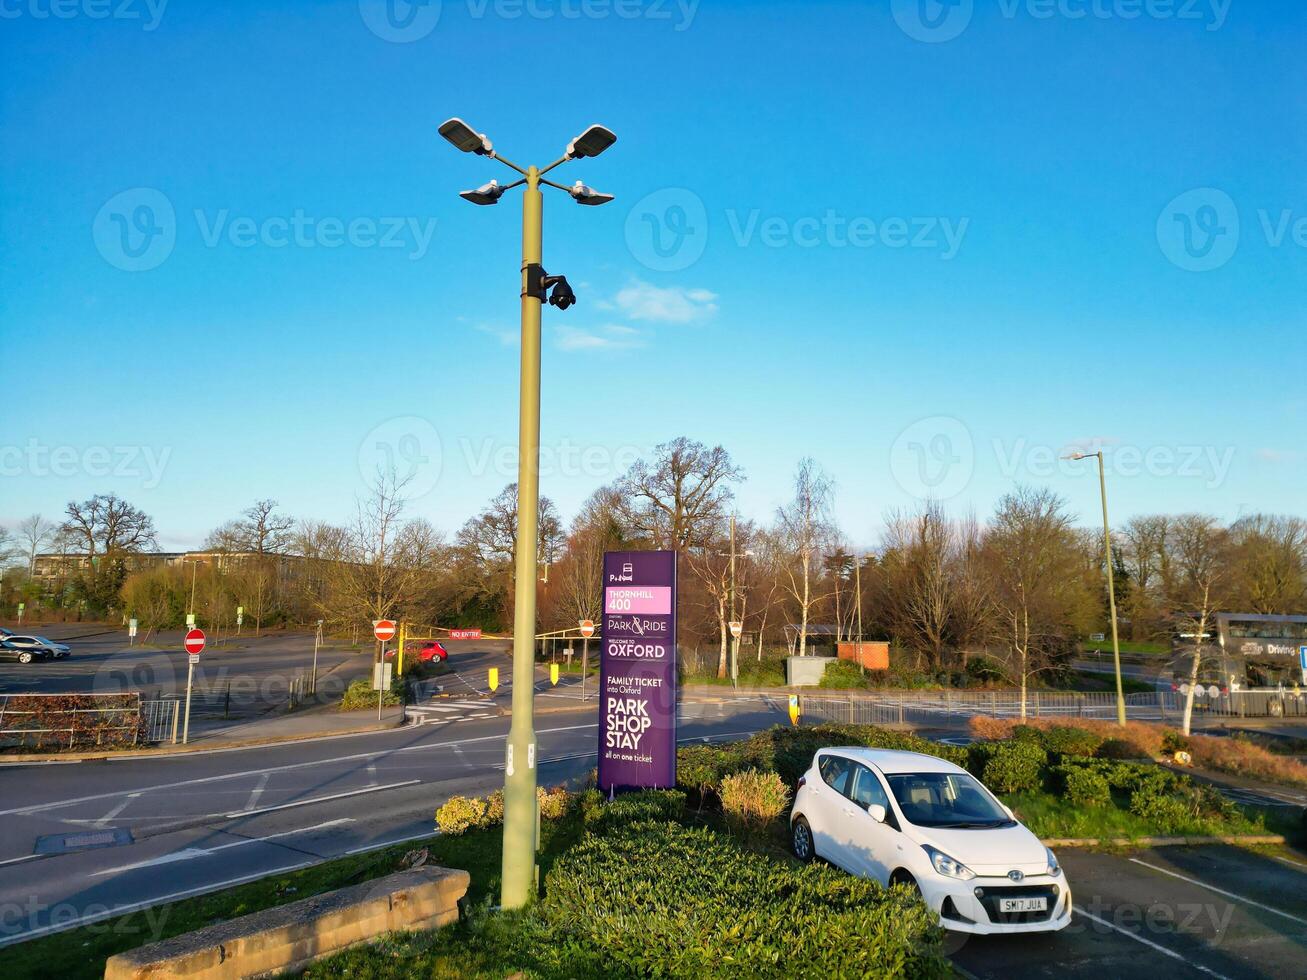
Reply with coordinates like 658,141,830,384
525,264,577,310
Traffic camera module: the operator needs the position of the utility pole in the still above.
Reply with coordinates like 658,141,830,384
855,555,864,676
437,117,617,910
729,514,740,687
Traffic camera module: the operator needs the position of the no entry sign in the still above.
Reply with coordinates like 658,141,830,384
373,620,397,642
599,551,677,793
579,619,596,638
184,629,206,656
449,628,482,641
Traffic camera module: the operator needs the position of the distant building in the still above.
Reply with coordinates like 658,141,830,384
30,550,297,584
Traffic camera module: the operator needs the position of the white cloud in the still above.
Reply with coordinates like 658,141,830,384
554,324,644,352
475,323,519,347
613,279,718,323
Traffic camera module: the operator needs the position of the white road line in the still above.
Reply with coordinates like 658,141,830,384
0,854,40,868
243,773,270,812
90,819,354,876
1128,858,1307,925
222,780,421,819
94,793,139,828
367,762,377,786
342,829,436,856
1271,854,1307,871
0,862,314,949
0,724,597,817
1073,906,1232,980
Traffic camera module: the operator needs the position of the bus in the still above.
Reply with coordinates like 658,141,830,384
1164,613,1307,717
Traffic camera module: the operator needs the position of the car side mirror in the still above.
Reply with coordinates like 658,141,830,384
868,803,887,824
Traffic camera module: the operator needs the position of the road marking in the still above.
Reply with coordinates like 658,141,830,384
0,853,41,868
0,861,315,949
1073,905,1232,980
1128,858,1307,925
90,819,354,875
367,762,377,786
94,793,139,828
1271,854,1307,871
222,780,421,819
243,773,270,812
342,829,436,856
0,724,597,817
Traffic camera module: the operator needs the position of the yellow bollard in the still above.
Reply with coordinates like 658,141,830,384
489,667,499,692
788,694,801,726
550,663,559,686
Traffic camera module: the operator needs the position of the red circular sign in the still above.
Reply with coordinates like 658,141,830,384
579,620,595,638
184,628,206,655
373,620,397,642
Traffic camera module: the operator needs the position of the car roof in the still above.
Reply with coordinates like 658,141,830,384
817,746,966,775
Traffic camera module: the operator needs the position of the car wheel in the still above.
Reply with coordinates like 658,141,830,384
18,652,33,665
890,869,922,898
791,816,815,863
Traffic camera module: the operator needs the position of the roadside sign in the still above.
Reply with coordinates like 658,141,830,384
184,629,206,656
1300,646,1307,684
128,618,138,637
729,621,743,639
579,619,595,638
372,662,393,691
188,654,200,665
373,620,397,642
186,613,196,628
236,606,243,618
16,603,23,624
550,663,559,686
1090,633,1105,643
488,667,499,692
449,628,482,641
788,694,800,726
1207,685,1220,699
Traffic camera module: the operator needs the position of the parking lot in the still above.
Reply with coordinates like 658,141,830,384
951,844,1307,979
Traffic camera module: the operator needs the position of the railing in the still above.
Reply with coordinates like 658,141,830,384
140,698,181,743
0,693,149,750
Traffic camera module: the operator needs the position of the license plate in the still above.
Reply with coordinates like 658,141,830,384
1000,897,1048,913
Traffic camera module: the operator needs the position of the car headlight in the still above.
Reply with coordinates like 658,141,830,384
1045,847,1061,878
922,845,975,881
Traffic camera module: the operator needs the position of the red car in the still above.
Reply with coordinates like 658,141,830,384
384,641,447,663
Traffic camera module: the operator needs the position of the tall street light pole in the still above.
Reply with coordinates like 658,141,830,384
438,117,617,910
1067,450,1127,726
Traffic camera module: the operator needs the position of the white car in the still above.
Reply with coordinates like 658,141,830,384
790,747,1071,934
2,634,71,659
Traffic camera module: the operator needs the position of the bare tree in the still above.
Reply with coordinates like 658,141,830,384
1118,515,1171,641
1168,515,1232,736
1228,514,1307,614
60,494,157,610
616,437,742,549
775,458,834,657
882,502,955,672
16,515,54,575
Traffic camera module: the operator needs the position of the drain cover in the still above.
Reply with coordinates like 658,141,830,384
34,828,133,855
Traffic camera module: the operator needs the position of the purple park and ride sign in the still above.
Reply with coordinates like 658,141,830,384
598,550,677,793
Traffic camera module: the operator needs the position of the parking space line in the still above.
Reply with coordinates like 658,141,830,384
1128,858,1307,925
1073,905,1233,980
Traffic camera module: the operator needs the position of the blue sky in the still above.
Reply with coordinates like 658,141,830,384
2,0,1304,551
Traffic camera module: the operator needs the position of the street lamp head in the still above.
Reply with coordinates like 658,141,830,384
459,179,507,206
569,180,615,206
566,124,617,160
439,117,494,156
1063,450,1101,462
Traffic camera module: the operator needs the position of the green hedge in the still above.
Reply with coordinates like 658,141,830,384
967,740,1046,794
543,818,949,979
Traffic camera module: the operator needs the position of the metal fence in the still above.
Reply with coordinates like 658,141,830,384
788,687,1307,727
0,693,149,750
140,698,181,743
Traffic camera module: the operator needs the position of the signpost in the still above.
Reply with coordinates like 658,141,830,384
16,602,24,625
1300,646,1307,685
729,621,743,639
579,620,595,701
182,628,206,744
312,620,324,694
789,694,801,726
372,661,393,721
373,620,397,643
599,551,677,793
236,605,244,635
128,618,138,645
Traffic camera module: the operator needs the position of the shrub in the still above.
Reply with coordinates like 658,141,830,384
737,724,967,788
339,678,400,711
820,659,867,689
543,820,949,979
1161,729,1191,755
676,744,747,801
1188,733,1307,788
718,769,791,832
1059,765,1110,808
537,786,571,821
482,790,504,827
970,740,1046,794
435,795,487,835
1042,726,1104,759
583,789,686,836
965,656,1006,684
967,716,1167,758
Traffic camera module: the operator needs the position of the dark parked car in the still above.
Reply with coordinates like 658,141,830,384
0,639,50,665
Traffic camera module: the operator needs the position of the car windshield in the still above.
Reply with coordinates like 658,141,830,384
884,772,1014,829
